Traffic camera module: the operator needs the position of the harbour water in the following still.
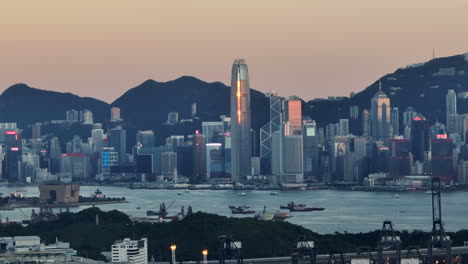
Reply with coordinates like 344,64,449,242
1,185,467,234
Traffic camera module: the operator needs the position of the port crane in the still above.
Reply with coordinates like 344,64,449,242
427,178,452,264
218,235,243,264
328,250,345,264
377,220,401,264
291,235,316,264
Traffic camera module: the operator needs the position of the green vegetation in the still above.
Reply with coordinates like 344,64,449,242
0,207,467,262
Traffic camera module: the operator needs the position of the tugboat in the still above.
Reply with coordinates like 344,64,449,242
229,205,255,214
93,189,105,199
273,211,293,221
255,206,274,221
270,191,279,195
280,202,324,212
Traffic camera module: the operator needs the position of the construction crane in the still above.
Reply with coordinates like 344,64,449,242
428,178,452,264
291,235,316,264
218,235,243,264
377,220,401,264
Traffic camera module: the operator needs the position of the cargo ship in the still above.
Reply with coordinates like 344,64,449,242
280,202,324,212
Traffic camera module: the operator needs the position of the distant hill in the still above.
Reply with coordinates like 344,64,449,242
0,83,110,126
3,52,468,144
305,53,468,131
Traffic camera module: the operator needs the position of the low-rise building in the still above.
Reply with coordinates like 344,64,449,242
111,238,148,264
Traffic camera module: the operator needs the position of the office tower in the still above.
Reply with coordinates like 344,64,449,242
192,133,205,183
176,144,193,177
165,135,185,151
202,122,225,144
432,135,454,182
390,107,399,137
446,89,457,123
224,134,232,178
82,110,93,125
230,58,252,182
339,119,349,136
136,130,155,148
108,128,127,167
4,131,20,181
91,126,104,153
191,102,197,117
370,85,391,141
110,107,121,122
134,145,153,174
205,143,224,179
260,93,284,175
284,97,302,135
362,109,370,136
31,123,41,139
167,112,179,124
66,110,80,123
161,152,177,176
402,107,417,127
58,153,91,180
282,135,304,183
431,122,446,138
325,123,339,141
388,139,410,178
350,105,359,119
411,115,430,163
303,120,325,180
111,238,148,264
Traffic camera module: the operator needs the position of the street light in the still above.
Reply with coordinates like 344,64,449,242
202,249,208,264
170,244,176,264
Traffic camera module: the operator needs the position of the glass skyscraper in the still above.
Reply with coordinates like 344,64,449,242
230,59,252,182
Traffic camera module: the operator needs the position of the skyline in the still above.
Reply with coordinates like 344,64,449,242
1,1,468,102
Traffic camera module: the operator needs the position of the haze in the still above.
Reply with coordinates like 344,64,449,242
1,0,467,103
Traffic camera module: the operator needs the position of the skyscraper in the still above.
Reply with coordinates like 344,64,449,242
110,107,121,122
411,115,430,163
362,109,370,136
260,93,284,175
390,107,399,137
284,97,302,135
446,89,457,124
370,84,391,141
230,59,252,182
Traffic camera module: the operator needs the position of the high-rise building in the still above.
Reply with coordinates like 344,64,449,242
339,119,349,136
136,130,155,148
82,110,93,125
390,107,399,137
167,112,179,124
402,107,417,127
432,135,454,182
284,97,302,135
161,152,177,176
192,132,205,183
260,93,284,175
411,115,430,163
350,105,359,119
32,123,41,139
91,126,104,153
362,109,370,136
370,85,391,141
230,59,252,182
303,120,325,181
191,102,197,117
108,128,127,167
110,107,121,122
388,139,410,178
446,89,457,124
66,110,80,123
202,122,225,144
111,238,148,264
206,143,224,179
4,131,20,182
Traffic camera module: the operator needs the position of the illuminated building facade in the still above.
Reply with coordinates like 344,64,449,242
230,59,252,182
370,88,391,141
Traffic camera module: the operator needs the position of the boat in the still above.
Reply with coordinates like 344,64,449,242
238,192,247,196
185,189,190,193
400,210,406,214
273,211,293,221
393,194,400,198
280,202,325,212
93,189,105,199
229,205,255,214
255,206,274,221
270,191,279,195
425,190,432,194
177,192,182,195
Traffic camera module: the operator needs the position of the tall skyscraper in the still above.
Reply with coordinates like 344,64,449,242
230,59,252,182
136,130,155,148
432,136,454,182
390,107,399,137
402,107,417,127
284,97,302,135
446,89,457,124
110,107,121,122
362,109,370,136
260,93,284,175
192,132,205,183
108,127,127,167
370,84,391,141
411,115,430,163
339,119,349,136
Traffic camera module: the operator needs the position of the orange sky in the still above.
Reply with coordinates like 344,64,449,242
0,0,467,103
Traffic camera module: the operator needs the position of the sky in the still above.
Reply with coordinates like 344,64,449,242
0,0,467,103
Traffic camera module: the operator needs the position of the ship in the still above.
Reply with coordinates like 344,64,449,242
255,206,274,221
273,211,293,221
280,202,324,212
229,205,255,214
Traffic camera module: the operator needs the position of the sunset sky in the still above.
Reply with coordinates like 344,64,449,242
1,0,467,103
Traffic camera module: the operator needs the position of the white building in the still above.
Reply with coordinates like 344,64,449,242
111,238,148,264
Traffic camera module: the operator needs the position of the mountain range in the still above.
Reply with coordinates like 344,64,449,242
2,52,468,146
